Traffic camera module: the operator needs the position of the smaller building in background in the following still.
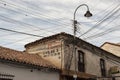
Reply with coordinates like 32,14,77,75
101,42,120,57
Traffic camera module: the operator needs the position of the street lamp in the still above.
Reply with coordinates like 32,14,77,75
73,4,92,80
73,4,92,36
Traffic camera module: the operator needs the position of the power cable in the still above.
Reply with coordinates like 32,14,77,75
2,36,39,46
84,25,120,40
75,3,119,37
12,0,72,20
0,0,97,34
84,12,120,40
0,27,44,37
0,5,72,33
0,14,71,35
78,4,120,38
80,4,120,37
0,15,58,34
0,0,70,27
93,2,117,20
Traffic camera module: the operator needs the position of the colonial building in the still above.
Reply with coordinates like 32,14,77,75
101,42,120,57
25,32,120,80
0,46,59,80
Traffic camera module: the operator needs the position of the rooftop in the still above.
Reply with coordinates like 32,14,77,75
25,32,120,62
0,46,57,70
25,32,76,48
101,42,120,47
101,42,120,57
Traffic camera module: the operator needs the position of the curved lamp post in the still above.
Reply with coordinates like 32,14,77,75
73,4,92,36
73,4,92,80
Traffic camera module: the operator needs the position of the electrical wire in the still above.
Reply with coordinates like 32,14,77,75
0,0,74,47
79,4,120,38
0,0,71,27
2,36,39,46
78,4,120,38
75,2,120,38
0,15,59,34
13,0,72,20
0,27,44,37
84,12,120,40
0,5,72,34
0,0,98,35
83,25,120,40
93,2,117,20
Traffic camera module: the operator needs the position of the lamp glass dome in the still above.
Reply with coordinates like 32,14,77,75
84,11,92,17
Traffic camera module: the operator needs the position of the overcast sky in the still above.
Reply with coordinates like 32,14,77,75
0,0,120,51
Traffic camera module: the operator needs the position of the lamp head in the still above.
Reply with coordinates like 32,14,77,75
84,10,92,17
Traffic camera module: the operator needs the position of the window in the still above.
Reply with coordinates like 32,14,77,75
100,59,106,77
78,51,85,72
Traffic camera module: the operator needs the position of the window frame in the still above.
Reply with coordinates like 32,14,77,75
78,50,85,72
100,58,106,77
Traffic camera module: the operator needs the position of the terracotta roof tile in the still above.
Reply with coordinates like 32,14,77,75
0,46,57,69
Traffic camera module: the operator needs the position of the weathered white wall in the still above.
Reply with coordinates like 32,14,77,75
25,38,120,80
75,47,120,80
0,62,59,80
82,48,101,76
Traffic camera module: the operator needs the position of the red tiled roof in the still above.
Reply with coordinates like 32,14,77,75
0,46,57,69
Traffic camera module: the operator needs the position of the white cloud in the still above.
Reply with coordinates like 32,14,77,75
0,0,119,50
